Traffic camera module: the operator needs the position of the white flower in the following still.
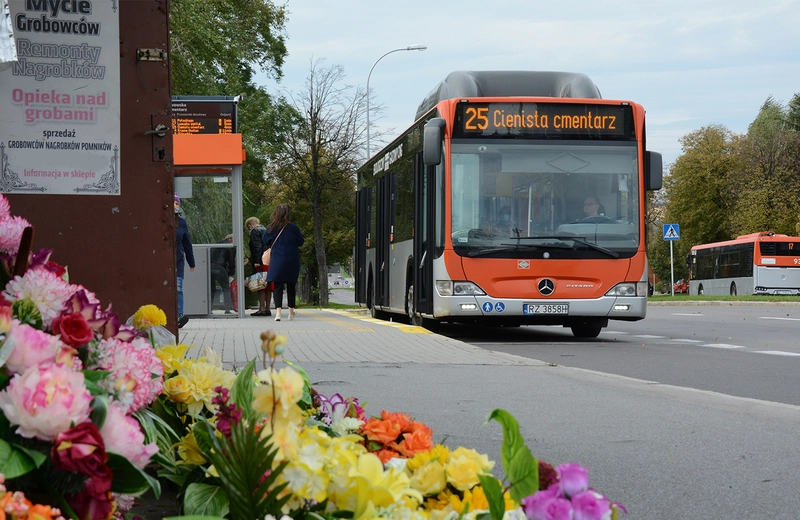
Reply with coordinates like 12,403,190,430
4,269,74,326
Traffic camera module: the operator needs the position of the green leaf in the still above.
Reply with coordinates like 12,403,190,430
478,473,505,520
164,516,227,520
487,408,539,503
106,452,162,497
90,394,108,428
0,439,37,479
184,482,230,517
229,359,256,421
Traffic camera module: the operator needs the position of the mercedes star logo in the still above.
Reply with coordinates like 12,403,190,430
538,278,555,296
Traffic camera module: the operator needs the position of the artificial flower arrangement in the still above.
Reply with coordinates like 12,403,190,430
1,192,625,520
147,329,627,520
0,194,162,519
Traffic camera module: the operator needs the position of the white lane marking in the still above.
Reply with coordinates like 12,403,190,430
671,339,703,343
671,313,705,317
634,335,666,339
759,316,800,321
700,343,745,349
753,350,800,357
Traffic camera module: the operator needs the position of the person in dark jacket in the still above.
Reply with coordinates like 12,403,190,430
263,204,305,321
210,234,235,314
175,194,195,328
246,216,273,316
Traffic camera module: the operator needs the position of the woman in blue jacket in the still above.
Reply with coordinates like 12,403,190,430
263,204,305,321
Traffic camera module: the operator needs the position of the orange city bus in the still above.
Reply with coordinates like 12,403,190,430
354,71,663,337
689,232,800,296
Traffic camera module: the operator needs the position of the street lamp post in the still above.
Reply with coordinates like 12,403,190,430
366,44,427,159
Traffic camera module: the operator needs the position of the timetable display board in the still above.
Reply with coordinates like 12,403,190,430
172,99,237,135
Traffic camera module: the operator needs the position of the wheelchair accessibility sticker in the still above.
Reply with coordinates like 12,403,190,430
482,302,506,313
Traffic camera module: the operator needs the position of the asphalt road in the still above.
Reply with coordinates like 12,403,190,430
436,303,800,406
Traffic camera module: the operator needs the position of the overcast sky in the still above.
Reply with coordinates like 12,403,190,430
256,1,800,166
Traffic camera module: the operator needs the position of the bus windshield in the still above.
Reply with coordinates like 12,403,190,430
450,140,641,258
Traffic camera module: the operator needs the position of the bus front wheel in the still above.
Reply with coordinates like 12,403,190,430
405,283,424,327
571,325,602,338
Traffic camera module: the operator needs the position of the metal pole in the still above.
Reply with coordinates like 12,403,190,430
366,44,427,159
670,240,674,297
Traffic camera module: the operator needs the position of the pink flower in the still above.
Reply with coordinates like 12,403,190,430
0,363,93,440
558,463,590,498
100,402,158,469
3,320,65,374
88,336,163,413
572,491,612,520
3,268,74,326
0,215,31,255
0,193,10,218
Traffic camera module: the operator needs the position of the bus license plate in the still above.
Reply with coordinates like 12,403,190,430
524,303,569,315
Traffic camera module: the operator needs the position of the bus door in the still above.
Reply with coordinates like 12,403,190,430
413,153,434,316
374,172,395,308
355,187,371,304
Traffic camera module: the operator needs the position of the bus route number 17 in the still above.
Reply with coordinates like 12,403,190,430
465,107,489,130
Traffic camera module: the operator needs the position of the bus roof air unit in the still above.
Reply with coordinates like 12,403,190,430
415,71,602,121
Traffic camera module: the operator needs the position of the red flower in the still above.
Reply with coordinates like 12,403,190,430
52,422,108,477
52,312,95,347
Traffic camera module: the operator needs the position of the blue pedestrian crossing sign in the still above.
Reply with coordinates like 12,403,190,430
663,224,680,241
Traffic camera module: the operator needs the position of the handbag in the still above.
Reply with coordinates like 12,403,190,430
261,226,286,266
246,271,269,292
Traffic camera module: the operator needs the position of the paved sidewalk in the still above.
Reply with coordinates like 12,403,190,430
178,308,544,369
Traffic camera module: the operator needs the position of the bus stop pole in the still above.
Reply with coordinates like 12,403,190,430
670,240,674,297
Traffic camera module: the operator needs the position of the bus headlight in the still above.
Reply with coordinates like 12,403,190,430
605,282,648,297
436,281,486,296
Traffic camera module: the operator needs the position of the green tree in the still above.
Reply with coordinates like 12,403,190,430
170,0,287,96
729,97,800,235
658,125,738,282
265,60,364,307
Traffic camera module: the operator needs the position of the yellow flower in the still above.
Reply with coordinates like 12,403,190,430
178,361,236,415
444,448,494,492
163,375,193,403
410,460,447,496
407,444,450,471
349,452,423,520
253,368,305,414
175,431,207,465
156,343,190,374
132,304,167,329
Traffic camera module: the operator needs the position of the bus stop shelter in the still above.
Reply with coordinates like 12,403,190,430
174,126,249,319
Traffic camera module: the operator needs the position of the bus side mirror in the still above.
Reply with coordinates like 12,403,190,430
423,118,446,166
645,151,663,191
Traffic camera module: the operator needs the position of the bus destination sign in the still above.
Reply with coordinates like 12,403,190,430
453,102,633,139
171,100,237,135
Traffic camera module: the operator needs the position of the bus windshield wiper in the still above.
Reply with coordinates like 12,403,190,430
465,244,541,257
511,235,620,258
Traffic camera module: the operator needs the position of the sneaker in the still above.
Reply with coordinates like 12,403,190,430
274,311,282,322
178,315,189,328
288,310,296,321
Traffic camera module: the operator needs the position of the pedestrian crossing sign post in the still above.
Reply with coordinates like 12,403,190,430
663,224,680,241
663,224,680,296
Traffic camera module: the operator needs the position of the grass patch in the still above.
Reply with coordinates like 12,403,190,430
649,294,800,303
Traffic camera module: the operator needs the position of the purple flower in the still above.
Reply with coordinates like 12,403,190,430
522,492,573,520
558,463,589,498
572,490,612,520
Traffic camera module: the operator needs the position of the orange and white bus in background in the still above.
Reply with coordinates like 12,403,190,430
354,71,663,337
689,232,800,296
